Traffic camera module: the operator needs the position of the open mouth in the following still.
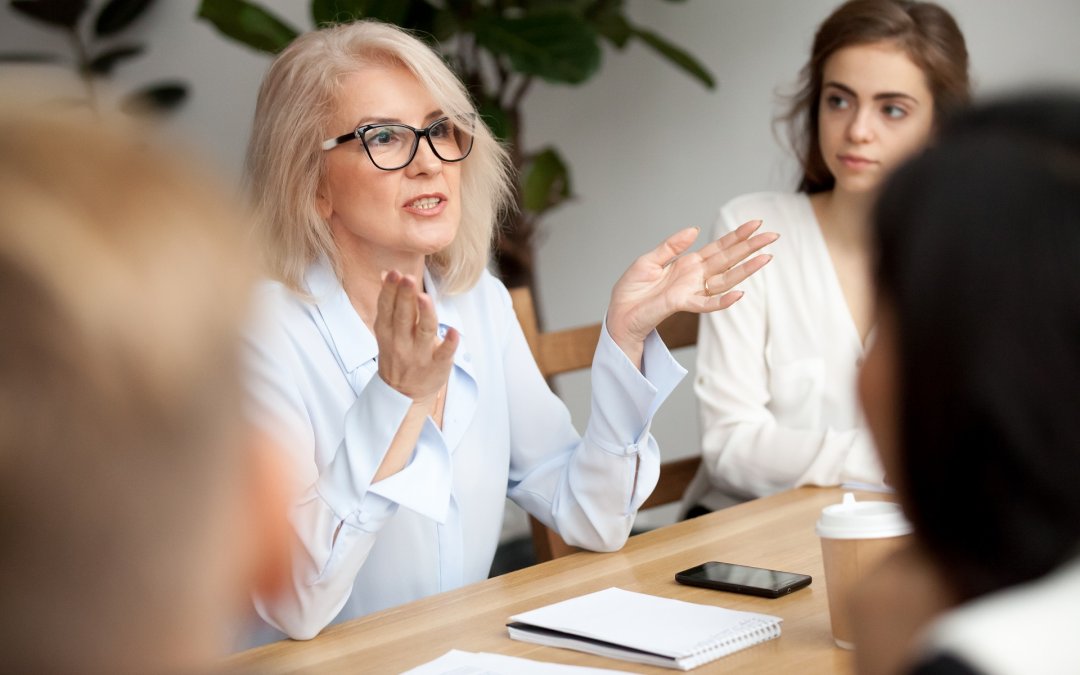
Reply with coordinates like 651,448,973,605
408,196,443,210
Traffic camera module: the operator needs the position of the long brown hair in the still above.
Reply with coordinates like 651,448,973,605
781,0,971,194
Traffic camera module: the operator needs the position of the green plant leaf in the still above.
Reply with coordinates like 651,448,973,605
476,96,512,143
473,11,600,85
94,0,154,36
522,146,572,213
10,0,88,29
197,0,299,54
120,81,188,114
311,0,364,25
397,0,440,39
589,6,631,48
524,0,592,11
630,26,715,90
84,44,143,74
0,52,60,63
427,7,457,42
312,0,439,36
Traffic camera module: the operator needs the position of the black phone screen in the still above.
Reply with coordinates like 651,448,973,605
675,561,812,598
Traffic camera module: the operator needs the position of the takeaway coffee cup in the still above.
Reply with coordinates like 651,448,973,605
816,493,912,649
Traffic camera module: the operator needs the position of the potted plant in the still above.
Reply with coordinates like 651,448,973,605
1,0,187,115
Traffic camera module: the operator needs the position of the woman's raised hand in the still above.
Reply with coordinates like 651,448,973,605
374,270,457,406
605,220,778,367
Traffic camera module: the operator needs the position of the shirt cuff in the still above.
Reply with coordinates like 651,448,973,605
367,417,453,523
586,319,687,451
317,375,453,528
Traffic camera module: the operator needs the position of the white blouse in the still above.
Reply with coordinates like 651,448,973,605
918,556,1080,673
683,192,884,512
243,259,685,643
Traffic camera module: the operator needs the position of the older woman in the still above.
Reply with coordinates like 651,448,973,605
243,20,776,641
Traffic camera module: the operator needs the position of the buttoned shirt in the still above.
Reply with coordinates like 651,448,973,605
244,259,685,642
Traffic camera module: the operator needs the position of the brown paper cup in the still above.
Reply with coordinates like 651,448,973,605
816,493,913,650
819,533,910,649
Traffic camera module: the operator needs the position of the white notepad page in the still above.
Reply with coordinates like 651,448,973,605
507,587,782,670
402,649,635,674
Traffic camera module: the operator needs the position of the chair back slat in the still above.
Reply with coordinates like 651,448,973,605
509,286,702,562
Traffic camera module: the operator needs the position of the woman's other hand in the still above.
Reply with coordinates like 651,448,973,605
606,220,777,367
374,270,458,407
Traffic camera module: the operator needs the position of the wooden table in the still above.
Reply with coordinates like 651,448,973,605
229,487,889,673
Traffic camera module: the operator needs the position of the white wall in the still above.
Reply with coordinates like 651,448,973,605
4,0,1079,536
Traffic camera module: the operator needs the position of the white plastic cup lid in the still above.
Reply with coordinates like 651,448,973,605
815,492,913,539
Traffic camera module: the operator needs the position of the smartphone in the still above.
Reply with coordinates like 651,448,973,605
675,561,812,598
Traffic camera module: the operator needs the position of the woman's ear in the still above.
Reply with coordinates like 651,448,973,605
315,185,332,221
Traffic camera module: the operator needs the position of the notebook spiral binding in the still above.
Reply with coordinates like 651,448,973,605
684,618,783,668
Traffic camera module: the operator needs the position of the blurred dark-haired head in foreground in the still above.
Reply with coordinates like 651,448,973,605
855,91,1080,675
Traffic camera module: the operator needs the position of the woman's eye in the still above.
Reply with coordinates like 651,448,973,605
882,104,907,119
366,127,403,146
826,94,849,110
429,122,452,140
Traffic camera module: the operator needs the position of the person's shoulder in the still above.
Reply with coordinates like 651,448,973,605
253,278,310,315
722,191,804,212
437,268,514,325
248,278,317,341
717,191,809,235
456,268,512,304
920,556,1080,674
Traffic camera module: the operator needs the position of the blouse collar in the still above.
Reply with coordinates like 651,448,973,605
304,257,466,374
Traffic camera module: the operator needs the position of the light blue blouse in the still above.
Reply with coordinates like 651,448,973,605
244,258,685,641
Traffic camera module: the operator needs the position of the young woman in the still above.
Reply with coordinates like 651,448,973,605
684,0,970,513
851,93,1080,675
241,21,777,642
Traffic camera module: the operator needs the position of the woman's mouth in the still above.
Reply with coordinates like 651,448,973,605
409,197,442,210
403,194,448,215
838,154,877,169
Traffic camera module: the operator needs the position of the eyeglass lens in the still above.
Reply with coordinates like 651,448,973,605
361,118,473,170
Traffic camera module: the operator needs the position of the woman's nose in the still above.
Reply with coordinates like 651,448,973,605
406,137,442,176
847,110,875,143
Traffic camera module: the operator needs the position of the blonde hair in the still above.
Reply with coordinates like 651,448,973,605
246,20,513,295
0,107,256,672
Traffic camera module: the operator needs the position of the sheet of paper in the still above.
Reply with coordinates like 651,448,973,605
401,649,635,675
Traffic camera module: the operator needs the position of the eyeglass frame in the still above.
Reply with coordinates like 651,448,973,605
320,115,475,171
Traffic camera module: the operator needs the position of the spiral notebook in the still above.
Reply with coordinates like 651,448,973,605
507,587,782,671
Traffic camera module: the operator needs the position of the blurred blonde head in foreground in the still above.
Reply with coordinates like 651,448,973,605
0,104,289,674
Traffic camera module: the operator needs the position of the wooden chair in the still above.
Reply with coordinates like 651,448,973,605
509,286,702,562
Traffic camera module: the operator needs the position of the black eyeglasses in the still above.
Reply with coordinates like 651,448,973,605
321,116,475,171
